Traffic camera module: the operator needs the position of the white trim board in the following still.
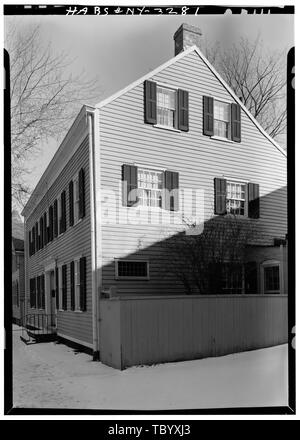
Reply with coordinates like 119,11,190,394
95,45,286,158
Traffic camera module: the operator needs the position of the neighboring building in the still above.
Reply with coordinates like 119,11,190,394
12,237,25,325
21,24,288,369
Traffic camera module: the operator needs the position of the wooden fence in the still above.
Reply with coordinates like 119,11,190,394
99,294,288,369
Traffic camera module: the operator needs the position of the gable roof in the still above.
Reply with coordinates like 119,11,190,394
96,45,286,158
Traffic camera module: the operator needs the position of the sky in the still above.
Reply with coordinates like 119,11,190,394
5,11,294,193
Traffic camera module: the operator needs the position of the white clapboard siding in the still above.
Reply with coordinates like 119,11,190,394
24,133,93,346
98,49,287,296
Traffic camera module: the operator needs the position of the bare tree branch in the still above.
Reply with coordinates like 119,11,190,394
5,21,103,210
205,35,286,145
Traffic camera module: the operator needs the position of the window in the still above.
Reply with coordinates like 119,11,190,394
13,281,19,306
30,278,36,308
157,86,177,128
58,266,63,309
75,260,81,310
137,168,163,208
144,80,189,132
70,257,86,311
214,100,231,139
226,181,246,216
221,263,243,295
116,260,149,279
58,265,67,310
203,96,241,142
264,265,280,294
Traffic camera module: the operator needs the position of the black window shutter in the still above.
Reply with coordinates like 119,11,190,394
41,274,45,309
62,264,67,310
231,103,241,142
70,261,75,311
37,276,41,309
35,222,39,251
78,168,85,219
178,89,189,132
60,190,66,233
55,267,59,310
214,178,227,215
40,217,44,248
245,262,258,294
144,80,157,125
203,96,214,136
122,164,138,206
165,170,179,211
53,200,58,238
29,231,32,256
69,180,74,226
80,257,86,311
43,212,47,245
49,206,53,242
248,183,260,218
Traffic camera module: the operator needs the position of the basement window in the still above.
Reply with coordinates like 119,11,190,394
115,260,149,280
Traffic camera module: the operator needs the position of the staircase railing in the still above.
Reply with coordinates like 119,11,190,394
21,313,57,342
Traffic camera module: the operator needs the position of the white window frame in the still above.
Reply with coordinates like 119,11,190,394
58,265,63,310
72,173,80,225
137,167,164,209
213,99,231,140
226,180,248,217
115,259,150,280
74,257,82,312
57,195,62,236
260,260,282,295
155,84,178,130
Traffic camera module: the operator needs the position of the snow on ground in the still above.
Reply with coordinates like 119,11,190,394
12,325,288,410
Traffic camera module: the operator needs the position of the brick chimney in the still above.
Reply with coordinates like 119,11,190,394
173,23,202,56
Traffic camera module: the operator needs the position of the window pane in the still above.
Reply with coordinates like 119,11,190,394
157,87,176,127
138,168,163,207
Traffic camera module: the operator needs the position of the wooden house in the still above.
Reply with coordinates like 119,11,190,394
21,24,288,369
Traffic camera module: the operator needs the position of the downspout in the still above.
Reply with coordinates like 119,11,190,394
88,109,99,360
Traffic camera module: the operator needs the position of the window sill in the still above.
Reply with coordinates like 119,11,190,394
154,124,181,133
211,135,236,144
